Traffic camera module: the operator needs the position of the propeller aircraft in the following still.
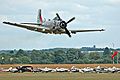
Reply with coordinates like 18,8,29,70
3,9,104,37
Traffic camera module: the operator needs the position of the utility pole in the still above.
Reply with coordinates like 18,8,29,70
112,43,114,64
117,51,119,64
113,57,114,64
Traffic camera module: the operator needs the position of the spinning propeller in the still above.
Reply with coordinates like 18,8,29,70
56,13,75,37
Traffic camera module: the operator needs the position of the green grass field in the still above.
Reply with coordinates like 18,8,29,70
0,72,120,80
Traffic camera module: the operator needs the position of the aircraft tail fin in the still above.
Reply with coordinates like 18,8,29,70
37,9,43,24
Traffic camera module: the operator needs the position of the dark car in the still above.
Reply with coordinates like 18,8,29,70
16,66,33,73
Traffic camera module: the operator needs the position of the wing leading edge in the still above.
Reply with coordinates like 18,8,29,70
3,21,51,34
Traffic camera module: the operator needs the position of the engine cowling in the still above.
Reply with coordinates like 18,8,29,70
60,21,67,29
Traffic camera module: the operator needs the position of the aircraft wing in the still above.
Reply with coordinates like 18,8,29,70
3,21,51,34
70,29,105,34
3,21,105,35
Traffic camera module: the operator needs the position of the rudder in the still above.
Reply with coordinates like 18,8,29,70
37,9,43,24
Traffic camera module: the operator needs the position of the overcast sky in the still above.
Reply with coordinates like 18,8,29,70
0,0,120,50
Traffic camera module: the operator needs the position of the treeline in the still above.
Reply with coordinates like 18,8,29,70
0,48,119,64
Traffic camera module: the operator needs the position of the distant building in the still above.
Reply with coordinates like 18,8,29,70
81,45,104,53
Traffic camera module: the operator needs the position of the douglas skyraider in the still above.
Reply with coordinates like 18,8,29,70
3,9,104,37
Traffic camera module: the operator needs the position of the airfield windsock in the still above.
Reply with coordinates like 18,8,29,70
111,51,118,59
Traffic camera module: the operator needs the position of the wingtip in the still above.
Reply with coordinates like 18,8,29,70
3,21,9,24
101,29,105,31
3,21,7,24
3,21,5,23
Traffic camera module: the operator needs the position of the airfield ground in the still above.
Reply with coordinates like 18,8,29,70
0,64,120,68
0,64,120,80
0,72,120,80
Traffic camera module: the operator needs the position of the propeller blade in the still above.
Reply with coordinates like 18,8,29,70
56,13,61,20
64,27,71,37
67,17,75,24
